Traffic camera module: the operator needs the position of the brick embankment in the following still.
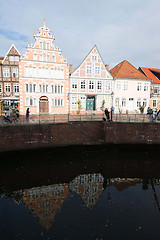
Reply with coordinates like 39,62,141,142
0,121,160,152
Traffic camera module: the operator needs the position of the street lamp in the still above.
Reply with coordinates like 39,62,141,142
111,91,114,121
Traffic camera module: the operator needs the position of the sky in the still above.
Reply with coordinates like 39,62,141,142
0,0,160,69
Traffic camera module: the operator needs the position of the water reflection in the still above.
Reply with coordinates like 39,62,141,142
1,146,160,239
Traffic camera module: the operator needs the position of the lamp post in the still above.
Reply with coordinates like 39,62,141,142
111,91,114,121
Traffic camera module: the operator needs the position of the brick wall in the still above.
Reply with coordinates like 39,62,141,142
0,122,160,152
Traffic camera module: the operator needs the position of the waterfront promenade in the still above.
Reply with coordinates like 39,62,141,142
0,113,152,125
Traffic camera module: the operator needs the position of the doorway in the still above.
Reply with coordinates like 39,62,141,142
39,96,49,113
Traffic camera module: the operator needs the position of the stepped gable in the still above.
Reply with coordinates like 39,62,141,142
140,67,160,84
110,60,150,80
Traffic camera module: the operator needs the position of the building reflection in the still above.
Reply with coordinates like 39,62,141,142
69,173,104,210
23,184,69,229
9,175,156,230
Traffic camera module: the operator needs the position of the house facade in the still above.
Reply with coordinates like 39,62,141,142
69,45,113,114
0,45,20,112
139,67,160,110
19,21,69,115
110,60,151,113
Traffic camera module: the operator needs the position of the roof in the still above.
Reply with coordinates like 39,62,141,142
110,60,150,80
139,67,160,84
0,57,4,63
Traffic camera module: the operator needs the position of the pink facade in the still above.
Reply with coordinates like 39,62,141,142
19,21,69,115
69,45,113,114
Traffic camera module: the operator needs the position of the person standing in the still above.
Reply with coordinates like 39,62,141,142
105,108,110,121
26,108,30,121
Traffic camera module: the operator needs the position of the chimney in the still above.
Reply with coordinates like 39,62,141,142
105,64,109,70
69,64,73,73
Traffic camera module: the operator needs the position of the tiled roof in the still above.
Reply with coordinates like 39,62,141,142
139,67,160,84
110,60,150,80
0,57,4,63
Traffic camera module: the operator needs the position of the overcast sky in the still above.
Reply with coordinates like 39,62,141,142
0,0,160,69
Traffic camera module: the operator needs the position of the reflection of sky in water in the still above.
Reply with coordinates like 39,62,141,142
1,176,160,240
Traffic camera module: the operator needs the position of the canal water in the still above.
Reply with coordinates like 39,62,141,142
0,145,160,240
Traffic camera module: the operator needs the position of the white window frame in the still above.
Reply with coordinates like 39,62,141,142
12,68,18,78
14,83,19,93
86,65,92,74
153,99,157,108
137,98,141,107
97,80,102,90
106,80,111,91
124,81,128,91
80,80,86,89
72,79,78,89
116,81,121,90
144,83,149,91
137,82,142,91
89,80,94,90
95,66,100,75
3,68,10,77
5,83,11,92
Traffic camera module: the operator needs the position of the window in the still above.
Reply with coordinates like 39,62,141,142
137,98,141,107
81,80,86,89
144,83,149,91
39,85,42,93
12,68,18,78
40,42,42,49
86,65,92,74
5,83,11,92
143,99,147,107
25,84,29,92
30,84,32,92
0,84,2,93
92,55,97,61
137,82,142,91
122,98,126,107
40,54,43,61
52,98,64,107
47,55,50,62
124,81,128,91
153,100,157,108
33,84,36,92
72,80,77,89
115,98,120,107
89,80,94,90
116,81,121,90
9,56,19,62
106,80,111,91
71,96,77,106
153,86,159,94
3,68,10,77
97,80,102,90
52,55,55,62
33,54,37,61
14,83,19,93
43,55,46,62
47,43,49,50
54,85,64,93
80,96,86,108
95,66,100,75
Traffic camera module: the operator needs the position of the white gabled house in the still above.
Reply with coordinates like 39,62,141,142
69,45,113,114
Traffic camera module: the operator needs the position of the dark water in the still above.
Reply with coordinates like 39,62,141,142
0,145,160,240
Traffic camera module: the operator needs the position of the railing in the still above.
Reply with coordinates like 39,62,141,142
0,113,158,125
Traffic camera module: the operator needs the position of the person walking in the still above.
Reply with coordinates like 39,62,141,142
26,108,30,121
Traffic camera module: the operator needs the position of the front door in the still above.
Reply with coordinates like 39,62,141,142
39,97,49,113
86,96,95,110
128,98,134,111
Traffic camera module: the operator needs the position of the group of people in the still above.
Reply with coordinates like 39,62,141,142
104,106,115,121
147,107,160,121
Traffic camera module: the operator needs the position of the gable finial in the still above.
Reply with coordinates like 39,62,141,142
44,18,46,27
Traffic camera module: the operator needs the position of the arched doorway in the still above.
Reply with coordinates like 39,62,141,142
39,96,49,113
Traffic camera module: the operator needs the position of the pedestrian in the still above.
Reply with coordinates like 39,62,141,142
105,108,110,121
16,108,19,119
26,108,30,121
